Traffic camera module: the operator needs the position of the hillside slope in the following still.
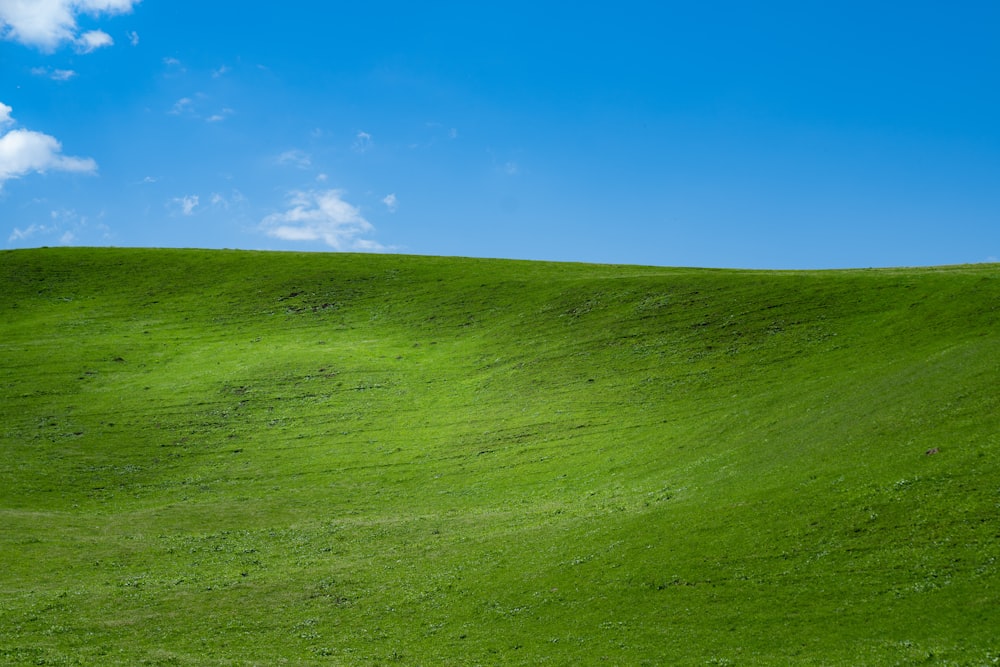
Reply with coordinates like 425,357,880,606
1,248,998,665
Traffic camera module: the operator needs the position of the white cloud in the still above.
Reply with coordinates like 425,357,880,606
127,29,137,46
78,1,137,10
382,193,398,213
276,149,311,169
31,66,76,81
0,103,98,188
261,189,384,251
212,65,230,78
74,28,112,53
0,0,140,52
171,194,198,215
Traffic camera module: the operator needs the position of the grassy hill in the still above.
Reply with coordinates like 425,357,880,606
1,247,998,665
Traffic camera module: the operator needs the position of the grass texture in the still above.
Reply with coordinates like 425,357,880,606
1,247,998,665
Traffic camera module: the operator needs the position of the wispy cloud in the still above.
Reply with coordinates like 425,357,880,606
382,193,398,213
276,149,311,169
168,95,231,123
162,56,186,76
7,208,109,245
352,131,373,153
8,223,55,243
206,108,234,123
168,97,194,116
171,195,199,216
0,0,140,52
127,30,138,46
0,102,98,188
260,189,385,251
210,189,245,209
31,67,77,81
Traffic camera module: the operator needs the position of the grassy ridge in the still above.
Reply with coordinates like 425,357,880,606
1,247,998,665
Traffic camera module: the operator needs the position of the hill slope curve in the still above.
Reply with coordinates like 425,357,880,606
1,248,998,665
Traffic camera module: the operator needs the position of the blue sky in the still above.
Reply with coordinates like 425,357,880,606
1,1,998,268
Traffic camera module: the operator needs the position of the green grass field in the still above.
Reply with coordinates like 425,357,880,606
1,247,998,665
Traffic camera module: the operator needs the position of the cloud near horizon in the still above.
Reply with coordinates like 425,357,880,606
7,208,109,245
0,102,98,188
0,0,139,51
261,189,384,251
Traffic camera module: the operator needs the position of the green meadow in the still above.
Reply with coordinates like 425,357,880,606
1,247,998,665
